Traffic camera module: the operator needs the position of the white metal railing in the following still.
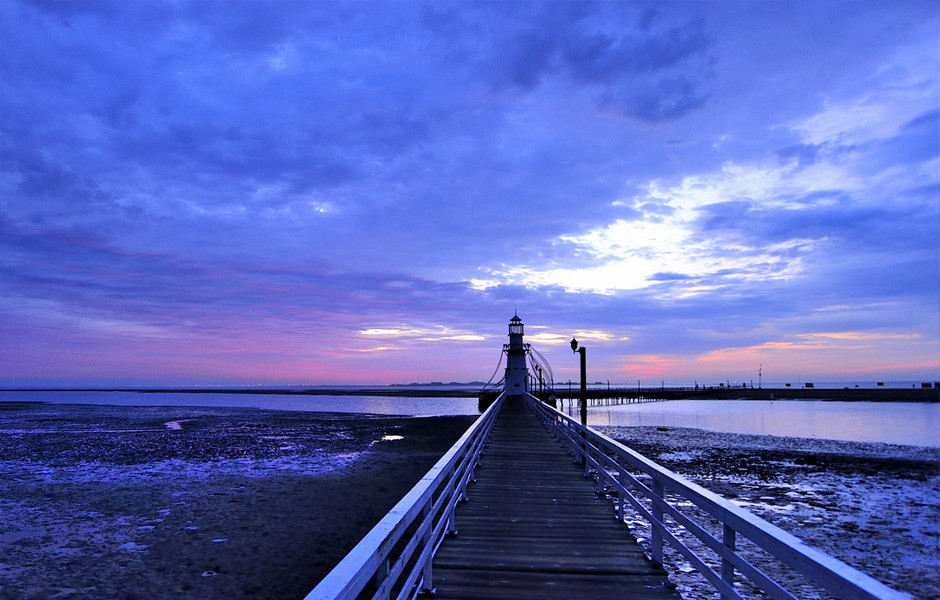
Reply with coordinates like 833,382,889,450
525,393,911,600
303,392,505,600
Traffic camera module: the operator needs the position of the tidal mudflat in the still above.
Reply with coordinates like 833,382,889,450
600,425,940,600
0,402,474,600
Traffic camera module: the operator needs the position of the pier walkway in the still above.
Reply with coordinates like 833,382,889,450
306,390,909,600
430,395,676,600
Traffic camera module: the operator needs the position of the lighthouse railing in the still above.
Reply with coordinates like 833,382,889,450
524,393,910,600
303,392,505,600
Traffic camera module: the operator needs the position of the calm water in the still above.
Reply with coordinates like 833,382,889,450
4,391,938,447
0,390,479,417
567,400,940,448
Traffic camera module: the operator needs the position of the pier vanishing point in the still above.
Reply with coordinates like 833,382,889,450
306,315,913,600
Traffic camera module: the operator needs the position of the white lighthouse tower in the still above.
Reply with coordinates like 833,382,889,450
504,313,529,396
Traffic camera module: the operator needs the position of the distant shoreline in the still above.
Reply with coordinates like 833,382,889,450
556,387,939,402
1,387,937,401
0,387,482,397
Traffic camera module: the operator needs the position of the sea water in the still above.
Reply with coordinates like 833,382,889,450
0,390,479,416
569,399,940,448
4,391,937,447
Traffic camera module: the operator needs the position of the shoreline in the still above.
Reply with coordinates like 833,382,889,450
557,387,940,402
3,386,938,401
0,388,482,398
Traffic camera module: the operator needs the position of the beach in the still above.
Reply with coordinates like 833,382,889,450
3,401,938,600
0,402,475,600
599,426,940,600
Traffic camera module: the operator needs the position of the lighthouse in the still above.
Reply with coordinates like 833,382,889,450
504,313,529,396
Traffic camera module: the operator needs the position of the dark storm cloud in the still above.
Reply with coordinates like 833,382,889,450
603,76,710,122
475,2,714,121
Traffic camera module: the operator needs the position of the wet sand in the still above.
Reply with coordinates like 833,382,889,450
0,402,475,600
4,402,936,599
599,426,940,600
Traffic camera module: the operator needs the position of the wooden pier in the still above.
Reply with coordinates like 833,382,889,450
306,390,913,600
430,395,677,600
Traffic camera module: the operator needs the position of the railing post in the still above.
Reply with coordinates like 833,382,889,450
419,501,434,595
651,479,664,567
447,488,459,535
722,523,736,591
374,558,390,599
580,418,588,469
618,472,626,522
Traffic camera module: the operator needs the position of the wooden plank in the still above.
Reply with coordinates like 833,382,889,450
431,569,675,600
431,396,679,599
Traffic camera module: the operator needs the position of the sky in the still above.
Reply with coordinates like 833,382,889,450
1,0,938,388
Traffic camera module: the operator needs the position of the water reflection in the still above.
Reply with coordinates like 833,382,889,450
0,391,480,417
569,400,940,448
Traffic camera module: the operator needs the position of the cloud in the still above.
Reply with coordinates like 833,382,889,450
469,36,938,302
1,1,936,385
471,164,831,295
471,3,714,121
798,331,921,342
562,20,711,82
360,325,485,342
602,76,710,122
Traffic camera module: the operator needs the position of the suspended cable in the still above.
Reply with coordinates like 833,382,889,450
528,345,555,389
481,346,507,390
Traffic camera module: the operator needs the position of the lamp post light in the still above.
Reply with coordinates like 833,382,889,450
570,337,587,427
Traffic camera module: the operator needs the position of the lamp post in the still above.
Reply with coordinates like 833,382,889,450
570,337,587,427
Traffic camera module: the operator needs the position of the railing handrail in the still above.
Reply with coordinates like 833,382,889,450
524,393,911,600
304,392,505,600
